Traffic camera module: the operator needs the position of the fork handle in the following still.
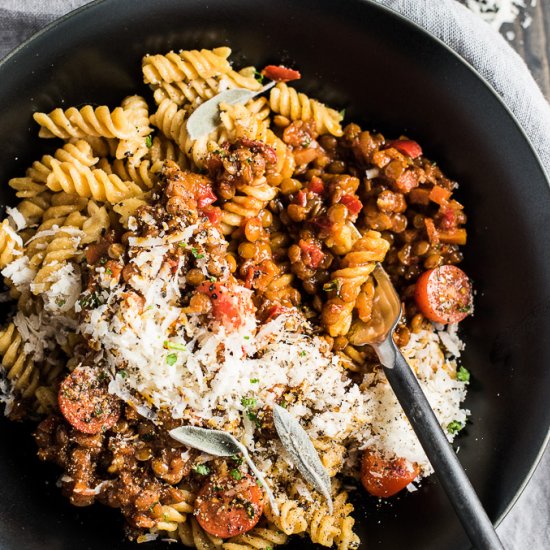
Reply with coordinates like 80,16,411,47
374,337,505,550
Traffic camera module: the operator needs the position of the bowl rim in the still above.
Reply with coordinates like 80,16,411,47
0,0,548,535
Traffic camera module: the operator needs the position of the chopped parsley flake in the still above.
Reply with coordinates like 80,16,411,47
145,135,153,148
166,353,178,366
457,366,470,383
119,370,128,379
230,469,243,481
323,279,341,293
447,420,463,435
231,454,244,466
299,351,306,357
191,248,205,259
192,464,210,475
164,341,187,352
250,378,259,384
241,396,257,408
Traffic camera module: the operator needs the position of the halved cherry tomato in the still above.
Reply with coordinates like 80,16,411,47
414,265,472,324
361,450,420,498
388,139,423,159
194,473,264,538
261,65,301,82
58,366,120,434
196,282,244,328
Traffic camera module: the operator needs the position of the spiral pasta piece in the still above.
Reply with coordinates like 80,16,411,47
269,83,343,137
148,135,188,169
305,491,358,550
264,498,308,535
265,130,295,186
34,105,138,140
155,492,194,532
220,98,270,142
36,192,89,233
0,323,39,400
153,68,261,107
222,523,288,550
16,193,52,227
46,159,143,203
0,220,22,269
321,231,389,337
105,159,161,190
116,95,152,164
220,182,278,235
150,98,223,168
176,517,223,550
142,47,232,85
113,195,150,228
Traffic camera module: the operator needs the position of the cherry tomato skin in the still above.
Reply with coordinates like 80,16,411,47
361,450,420,498
414,265,473,324
58,366,120,434
261,65,301,82
194,473,264,538
389,139,423,159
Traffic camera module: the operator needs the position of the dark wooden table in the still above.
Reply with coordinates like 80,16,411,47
459,0,550,98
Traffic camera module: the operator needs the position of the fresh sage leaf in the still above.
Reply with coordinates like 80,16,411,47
272,404,333,513
186,81,276,140
169,425,279,515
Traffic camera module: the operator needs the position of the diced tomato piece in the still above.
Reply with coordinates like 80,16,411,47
294,190,307,207
264,304,287,321
244,266,256,289
429,185,451,205
104,260,123,281
203,205,222,225
389,139,423,159
298,239,324,269
196,282,245,329
438,205,457,230
195,473,264,538
340,194,363,216
58,366,120,435
197,183,217,209
393,170,419,193
361,450,420,498
308,176,325,195
414,265,473,324
424,217,439,244
261,65,301,82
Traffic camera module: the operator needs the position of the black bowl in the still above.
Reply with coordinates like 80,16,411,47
0,1,549,549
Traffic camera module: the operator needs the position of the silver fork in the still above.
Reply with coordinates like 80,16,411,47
349,264,504,550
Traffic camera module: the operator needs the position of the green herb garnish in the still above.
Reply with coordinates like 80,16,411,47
241,396,257,408
250,378,259,384
164,340,187,352
191,247,205,259
145,135,153,148
166,353,178,366
230,469,243,481
457,366,470,383
447,420,464,435
253,70,264,84
231,454,244,466
119,370,128,379
339,108,346,119
192,464,210,475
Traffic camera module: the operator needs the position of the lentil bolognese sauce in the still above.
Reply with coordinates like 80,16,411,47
0,46,473,548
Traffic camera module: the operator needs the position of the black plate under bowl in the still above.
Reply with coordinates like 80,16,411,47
0,1,549,549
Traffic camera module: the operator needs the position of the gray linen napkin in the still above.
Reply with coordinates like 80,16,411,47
0,1,548,549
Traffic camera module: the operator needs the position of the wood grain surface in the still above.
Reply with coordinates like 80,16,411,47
459,0,550,98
